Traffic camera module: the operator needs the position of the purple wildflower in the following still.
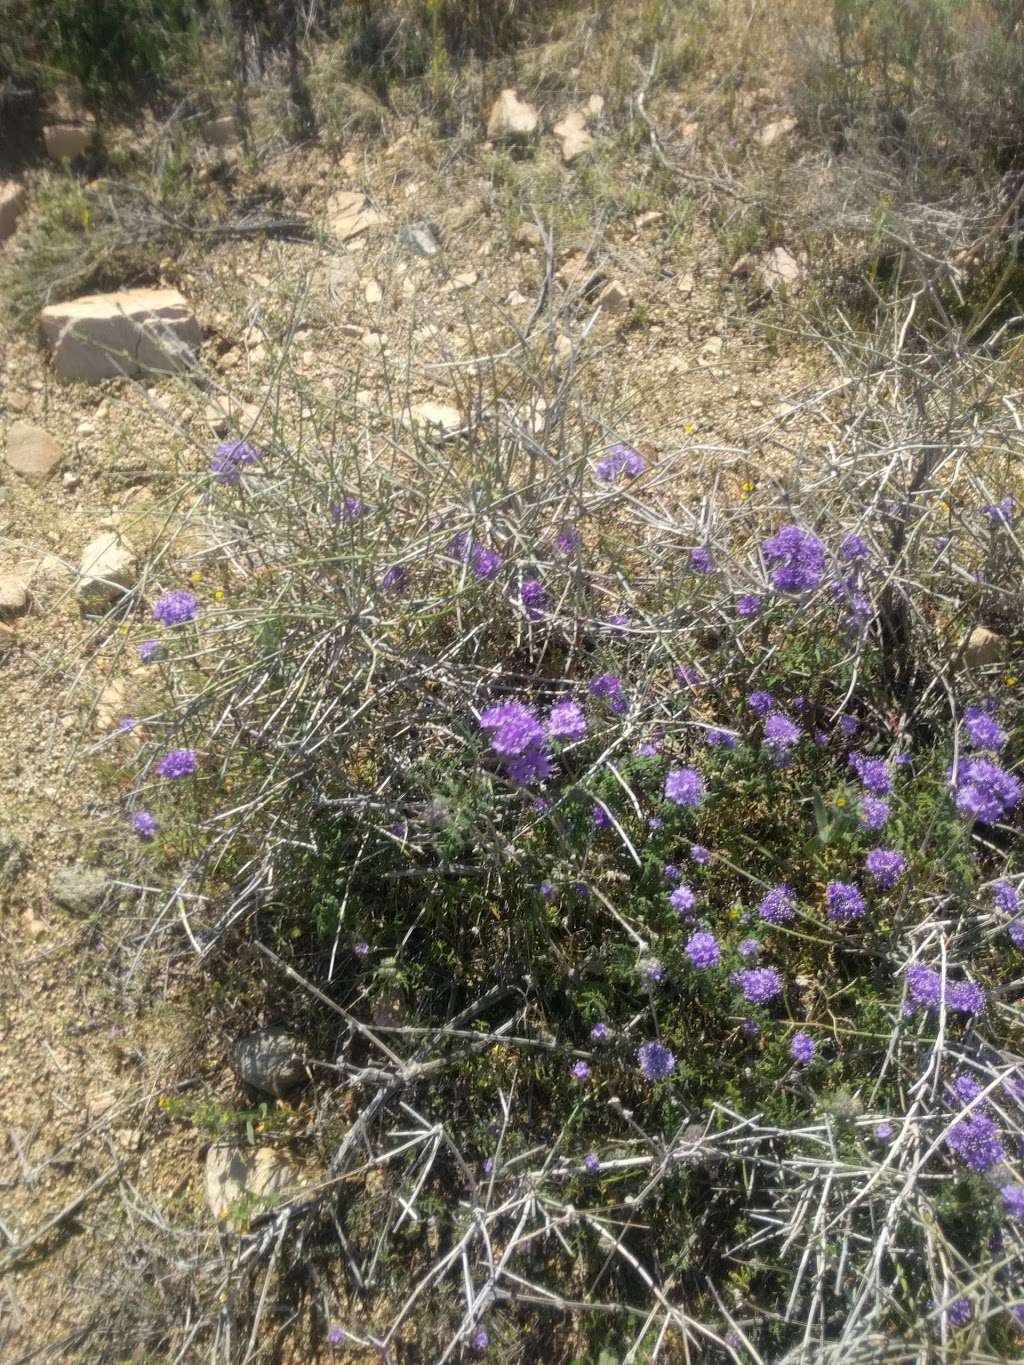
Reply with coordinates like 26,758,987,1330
757,884,795,924
859,796,891,831
132,810,157,840
746,690,775,718
939,1297,972,1328
790,1032,815,1064
479,702,544,756
685,931,720,969
590,1023,608,1043
736,594,762,618
539,881,555,900
635,740,658,757
849,753,892,796
761,524,826,593
953,758,1022,823
865,848,906,889
607,613,630,635
826,881,866,922
472,544,502,579
571,1059,591,1081
690,546,713,574
731,967,782,1004
152,590,198,627
331,494,369,522
963,706,1007,752
675,664,702,686
983,496,1017,526
993,880,1019,915
589,674,623,704
117,716,136,735
520,578,546,620
874,1121,894,1142
583,1152,601,1173
555,525,580,555
1001,1185,1024,1217
949,1073,985,1107
211,439,260,485
763,713,800,763
670,884,697,916
638,1040,676,1081
839,534,868,561
664,767,704,807
471,1328,489,1352
640,957,664,986
738,937,760,959
380,564,409,592
592,803,612,830
906,964,985,1015
156,748,196,779
353,941,369,958
596,443,645,482
946,1112,1005,1171
705,728,737,750
138,639,162,663
664,864,681,882
547,700,586,742
504,747,552,783
328,1325,344,1346
689,844,711,865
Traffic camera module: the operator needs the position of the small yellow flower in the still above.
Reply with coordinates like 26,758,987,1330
214,590,224,601
741,480,754,496
191,571,202,583
684,424,695,434
119,625,129,634
835,796,846,808
1006,675,1018,687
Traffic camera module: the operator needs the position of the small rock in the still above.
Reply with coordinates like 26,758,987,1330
234,1027,308,1097
338,323,364,339
757,116,798,149
514,222,544,248
963,626,1006,668
205,1145,308,1224
761,246,803,292
635,211,663,229
21,911,47,940
677,271,696,297
506,289,529,306
40,288,200,383
204,402,230,436
7,390,30,413
5,422,62,486
408,402,462,438
0,830,28,885
445,270,478,293
553,334,574,367
76,419,96,437
43,122,94,162
62,470,80,491
50,865,109,914
204,115,240,148
698,336,724,366
94,679,128,733
364,279,383,305
400,222,441,258
587,94,605,119
730,253,756,279
0,574,29,619
77,532,137,605
0,180,27,242
553,110,594,164
486,89,539,142
326,190,385,242
595,279,629,314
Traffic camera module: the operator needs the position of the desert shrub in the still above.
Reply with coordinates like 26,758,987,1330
112,301,1024,1358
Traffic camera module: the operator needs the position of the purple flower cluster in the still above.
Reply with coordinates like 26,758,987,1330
757,884,795,924
858,796,891,831
685,931,720,968
132,810,157,839
690,546,713,574
983,496,1017,525
790,1032,815,1064
138,639,162,663
946,1111,1005,1171
156,747,196,779
746,690,775,717
731,967,782,1004
331,494,370,522
670,884,696,917
589,674,626,715
736,594,762,618
849,753,892,796
1001,1185,1024,1218
705,728,736,750
905,964,985,1015
638,1039,676,1081
764,713,800,765
826,881,866,922
451,533,503,579
479,702,551,784
962,705,1007,752
664,767,704,807
152,590,198,626
211,438,260,485
952,758,1021,823
547,700,586,742
864,848,906,889
380,564,409,592
839,534,868,561
761,524,826,593
596,443,645,482
555,525,580,555
520,578,546,620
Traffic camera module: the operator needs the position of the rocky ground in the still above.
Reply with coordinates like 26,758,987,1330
0,93,841,1359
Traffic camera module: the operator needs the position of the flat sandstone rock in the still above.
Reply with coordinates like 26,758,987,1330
40,288,200,382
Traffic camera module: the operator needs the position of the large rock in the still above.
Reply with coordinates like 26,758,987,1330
4,422,62,486
205,1145,308,1224
757,116,797,148
553,110,594,164
44,122,94,161
234,1028,307,1097
77,532,137,605
40,288,201,383
0,181,27,242
50,865,109,913
326,190,385,242
964,626,1006,668
486,89,538,142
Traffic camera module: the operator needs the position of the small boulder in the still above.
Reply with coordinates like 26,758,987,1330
50,865,109,914
760,246,803,292
234,1027,308,1097
963,626,1006,668
514,222,544,249
44,122,94,162
595,279,630,314
0,181,27,242
0,574,29,619
40,288,200,383
5,422,62,486
553,110,594,165
400,222,441,258
757,116,798,149
326,190,385,242
408,402,462,438
486,89,538,142
205,1145,308,1224
77,532,137,605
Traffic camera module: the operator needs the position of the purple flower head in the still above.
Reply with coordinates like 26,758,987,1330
571,1059,591,1081
746,690,775,718
539,880,555,900
156,748,196,779
865,848,906,889
791,694,806,712
689,844,711,865
380,564,409,592
331,494,370,522
705,728,736,750
479,702,544,756
664,767,704,807
472,544,502,579
761,524,826,593
670,884,697,917
840,534,868,562
874,1120,894,1143
757,884,795,924
685,931,720,969
520,578,546,620
1001,1185,1024,1217
117,716,136,735
640,957,664,986
532,797,551,814
689,546,713,574
592,803,611,830
946,1112,1004,1171
826,880,866,922
849,753,892,796
858,796,891,832
906,964,985,1015
589,674,622,704
983,496,1017,526
838,715,859,739
555,525,580,555
596,443,645,482
664,863,681,882
471,1328,489,1353
547,700,586,743
731,967,782,1004
648,816,664,831
790,1032,815,1064
962,706,1008,752
590,1022,608,1043
736,594,762,618
938,1297,972,1328
353,940,370,958
152,590,198,627
328,1325,344,1346
953,758,1022,823
635,740,658,758
212,439,260,485
738,937,760,959
675,664,702,686
132,810,157,840
993,880,1020,916
138,639,162,663
583,1152,601,1174
764,713,800,761
504,747,552,784
607,613,630,635
949,1073,985,1108
638,1039,676,1081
